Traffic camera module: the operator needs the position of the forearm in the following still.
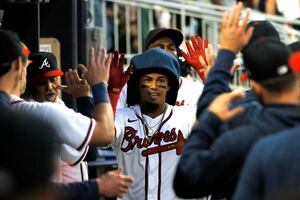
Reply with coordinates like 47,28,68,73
91,82,115,146
196,50,236,118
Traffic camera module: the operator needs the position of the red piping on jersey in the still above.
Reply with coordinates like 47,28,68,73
70,145,89,166
77,118,93,150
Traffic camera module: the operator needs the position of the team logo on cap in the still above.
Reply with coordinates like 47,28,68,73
277,65,289,75
39,58,51,69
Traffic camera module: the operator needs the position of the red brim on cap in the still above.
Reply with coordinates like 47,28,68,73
29,70,64,83
289,51,300,73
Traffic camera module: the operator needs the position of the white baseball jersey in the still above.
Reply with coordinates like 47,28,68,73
117,77,203,109
9,95,95,167
112,104,195,200
175,77,203,108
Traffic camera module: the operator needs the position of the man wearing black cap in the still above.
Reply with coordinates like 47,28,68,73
196,19,281,118
174,3,300,199
0,29,133,199
117,27,207,110
109,47,196,199
233,42,300,200
25,52,93,183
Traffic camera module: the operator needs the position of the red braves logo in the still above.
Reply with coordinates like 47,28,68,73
121,127,185,156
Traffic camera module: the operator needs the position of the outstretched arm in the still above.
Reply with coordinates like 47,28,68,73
196,2,253,118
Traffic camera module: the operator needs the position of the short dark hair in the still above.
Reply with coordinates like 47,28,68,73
258,73,297,94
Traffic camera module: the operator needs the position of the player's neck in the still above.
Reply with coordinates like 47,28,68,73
140,103,167,118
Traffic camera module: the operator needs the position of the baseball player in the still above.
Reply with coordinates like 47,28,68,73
108,48,196,200
25,52,92,183
117,28,209,110
3,29,114,166
0,28,134,199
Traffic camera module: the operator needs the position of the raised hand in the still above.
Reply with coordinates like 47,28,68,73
63,64,91,97
97,169,134,198
108,50,132,94
220,2,253,53
208,90,245,122
181,35,209,81
199,43,217,78
85,48,112,86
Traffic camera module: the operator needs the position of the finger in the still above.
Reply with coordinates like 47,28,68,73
96,48,102,67
208,44,216,64
73,70,82,84
203,37,208,49
197,36,203,50
180,50,190,61
245,26,254,44
230,63,241,73
114,50,119,67
78,64,88,79
228,90,245,102
241,8,251,29
105,53,113,68
221,11,229,30
68,70,77,85
119,53,125,70
191,36,200,51
89,48,95,68
227,107,244,119
185,40,194,54
125,64,133,75
228,4,238,27
232,2,243,27
199,56,207,69
64,70,72,86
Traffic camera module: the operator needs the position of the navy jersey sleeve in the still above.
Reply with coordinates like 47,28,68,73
77,96,94,118
53,180,99,200
174,120,261,198
196,50,235,118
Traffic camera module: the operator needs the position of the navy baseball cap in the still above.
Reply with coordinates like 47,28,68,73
127,48,180,106
243,37,292,82
242,20,280,53
144,28,183,51
0,29,22,64
27,52,63,83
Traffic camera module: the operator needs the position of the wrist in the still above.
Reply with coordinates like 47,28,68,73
91,82,110,105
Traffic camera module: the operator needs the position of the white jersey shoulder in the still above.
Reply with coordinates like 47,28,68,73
9,95,95,165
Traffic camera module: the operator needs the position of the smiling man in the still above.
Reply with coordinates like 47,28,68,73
26,52,63,103
108,47,196,200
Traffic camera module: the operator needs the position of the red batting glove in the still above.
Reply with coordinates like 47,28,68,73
181,36,208,81
108,50,133,114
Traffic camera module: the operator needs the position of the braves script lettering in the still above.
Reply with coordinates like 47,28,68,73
121,126,184,156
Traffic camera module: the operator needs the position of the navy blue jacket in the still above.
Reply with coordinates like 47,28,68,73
174,103,300,199
234,125,300,200
196,49,260,123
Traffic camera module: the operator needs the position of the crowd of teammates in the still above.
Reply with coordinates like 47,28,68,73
1,2,300,200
